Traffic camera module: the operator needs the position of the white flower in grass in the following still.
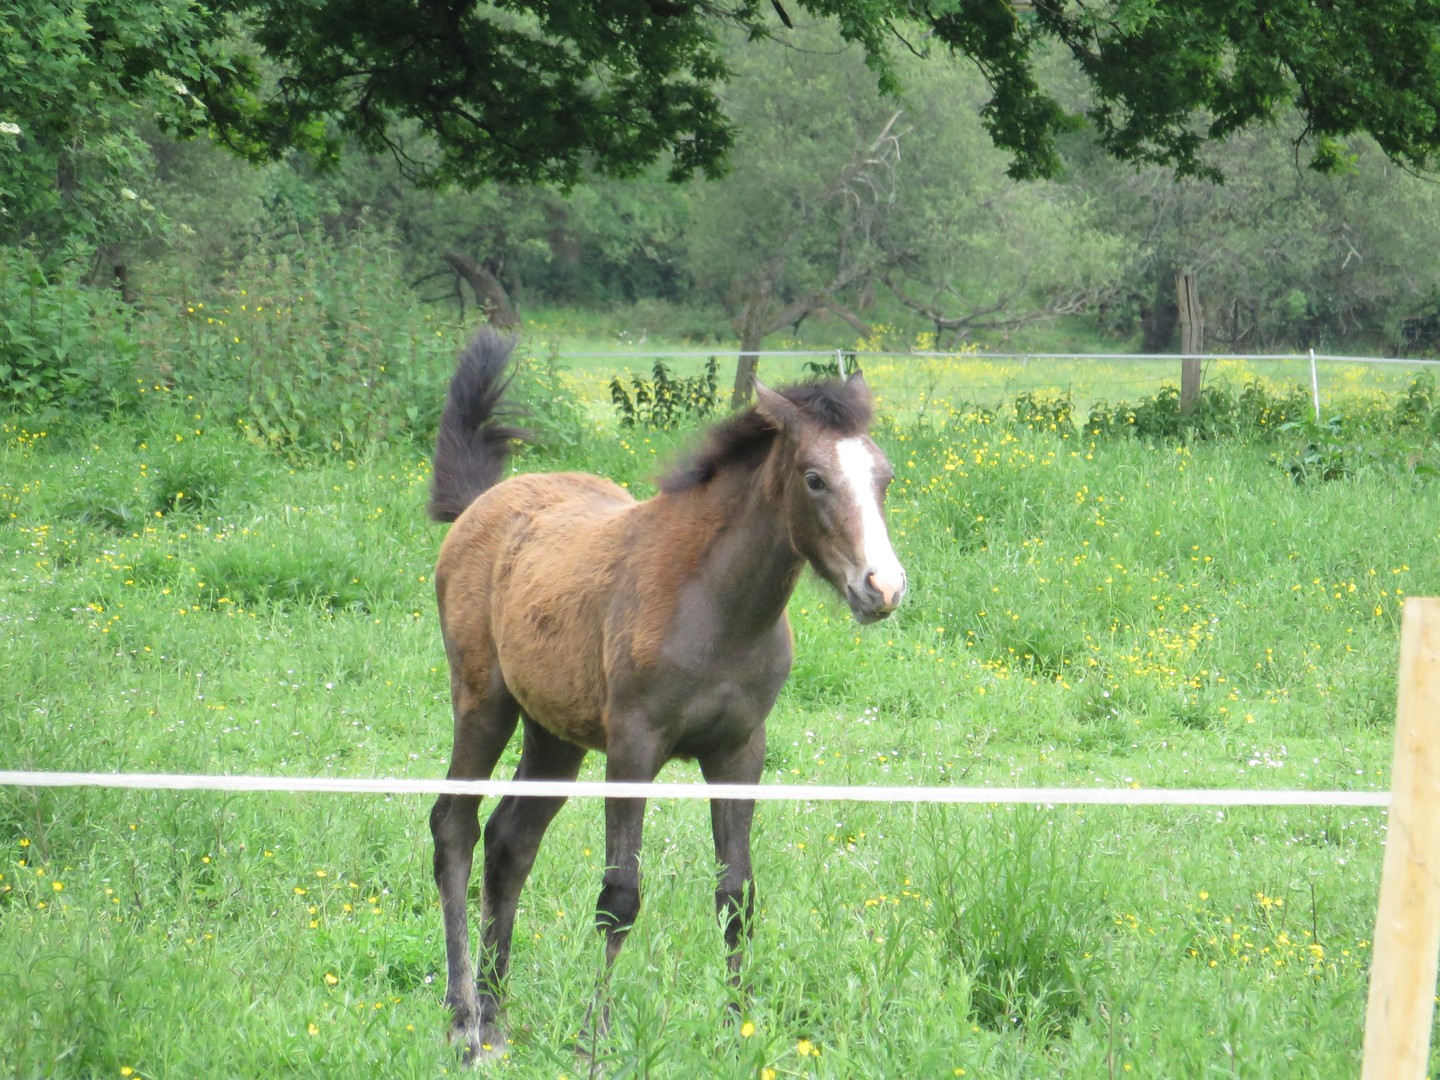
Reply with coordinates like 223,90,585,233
0,122,20,137
121,187,138,201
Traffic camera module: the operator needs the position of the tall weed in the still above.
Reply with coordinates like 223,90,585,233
610,357,720,429
0,246,143,417
920,807,1107,1042
155,219,460,455
1085,381,1314,440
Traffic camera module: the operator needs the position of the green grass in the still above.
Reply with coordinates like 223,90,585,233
1,366,1435,1077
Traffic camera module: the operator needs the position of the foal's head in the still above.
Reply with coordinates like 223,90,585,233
754,372,907,624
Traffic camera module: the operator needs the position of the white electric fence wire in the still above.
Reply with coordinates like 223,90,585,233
556,349,1440,366
0,771,1389,808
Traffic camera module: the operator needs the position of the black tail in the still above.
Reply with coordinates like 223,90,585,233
427,328,526,523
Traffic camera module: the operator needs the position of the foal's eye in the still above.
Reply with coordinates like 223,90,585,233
804,471,826,493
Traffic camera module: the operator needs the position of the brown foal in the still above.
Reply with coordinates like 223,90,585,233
426,329,906,1060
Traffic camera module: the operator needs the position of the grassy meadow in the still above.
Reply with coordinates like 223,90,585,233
2,340,1439,1078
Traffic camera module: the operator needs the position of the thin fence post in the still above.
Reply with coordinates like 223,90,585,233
836,348,846,377
1361,597,1440,1079
1176,271,1203,414
1309,349,1321,421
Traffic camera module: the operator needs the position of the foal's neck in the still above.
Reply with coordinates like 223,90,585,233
685,465,802,638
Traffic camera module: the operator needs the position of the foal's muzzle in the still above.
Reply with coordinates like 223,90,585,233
845,568,907,624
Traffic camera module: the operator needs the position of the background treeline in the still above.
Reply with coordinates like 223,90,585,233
6,19,1440,423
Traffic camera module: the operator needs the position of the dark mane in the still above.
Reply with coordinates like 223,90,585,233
659,376,872,494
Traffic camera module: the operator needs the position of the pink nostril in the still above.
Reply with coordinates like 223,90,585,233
866,571,904,609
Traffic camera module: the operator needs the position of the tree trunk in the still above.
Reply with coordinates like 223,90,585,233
442,252,519,328
732,291,770,408
1176,271,1203,415
728,268,871,405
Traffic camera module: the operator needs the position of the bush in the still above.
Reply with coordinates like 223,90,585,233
1077,375,1439,485
1086,380,1315,441
609,357,720,429
150,218,465,455
509,347,589,450
1,222,600,461
1393,371,1440,435
1013,390,1076,434
0,246,144,417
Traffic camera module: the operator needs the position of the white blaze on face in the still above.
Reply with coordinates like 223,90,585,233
834,437,906,607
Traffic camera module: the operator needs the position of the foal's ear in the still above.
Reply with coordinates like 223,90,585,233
845,368,871,401
753,378,800,430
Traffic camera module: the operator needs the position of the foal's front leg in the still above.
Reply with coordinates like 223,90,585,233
587,737,666,1040
596,790,648,969
700,727,765,983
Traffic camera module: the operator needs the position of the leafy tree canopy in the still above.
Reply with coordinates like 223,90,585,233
204,0,1440,185
0,0,232,247
4,0,1440,251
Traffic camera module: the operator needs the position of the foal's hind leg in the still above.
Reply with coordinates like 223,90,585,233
475,718,587,1043
431,680,521,1060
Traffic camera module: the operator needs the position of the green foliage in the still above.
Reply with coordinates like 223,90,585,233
1025,0,1440,180
1013,390,1076,434
2,214,606,458
0,0,240,250
609,357,719,429
1272,410,1439,489
0,247,142,416
801,357,842,377
7,0,1440,366
923,809,1104,1039
158,218,461,456
10,4,1440,360
685,22,1129,357
1279,417,1358,484
54,413,270,533
184,1,1440,190
1063,374,1440,487
1085,381,1316,441
1090,385,1183,440
220,0,740,186
1393,371,1440,434
520,182,692,305
508,348,588,450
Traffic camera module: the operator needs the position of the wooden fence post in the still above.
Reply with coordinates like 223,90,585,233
1362,597,1440,1078
1176,271,1203,415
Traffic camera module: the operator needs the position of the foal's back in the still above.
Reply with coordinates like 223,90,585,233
436,470,636,751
